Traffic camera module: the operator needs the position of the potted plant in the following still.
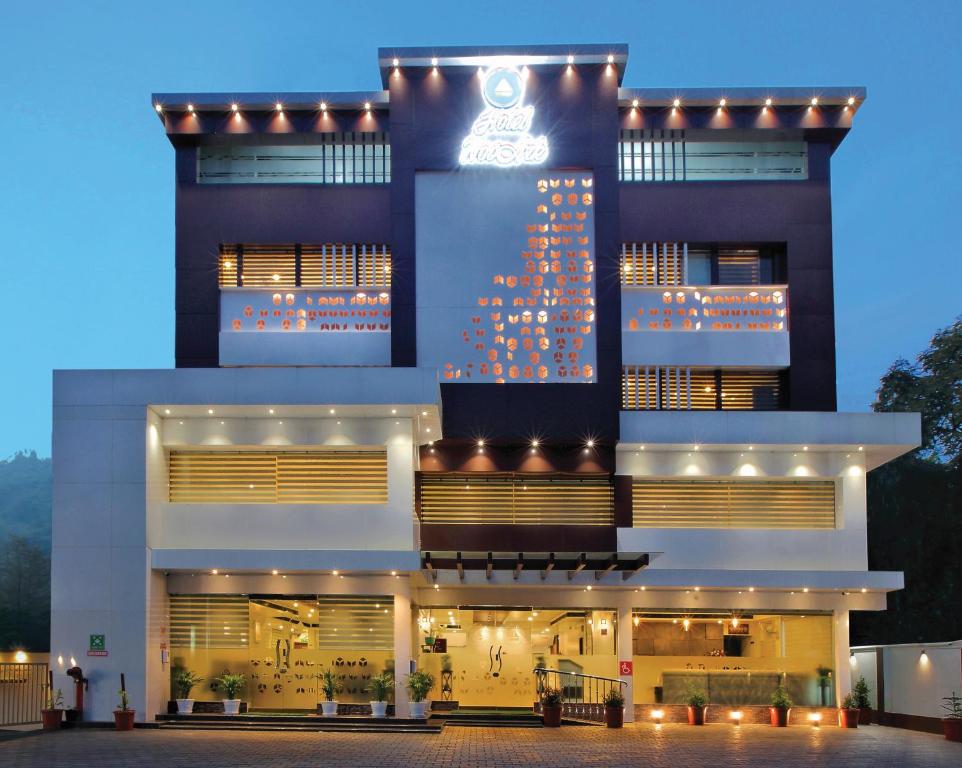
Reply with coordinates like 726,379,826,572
603,687,625,728
838,693,859,728
540,687,563,727
319,669,342,717
685,685,708,725
41,687,64,731
770,686,792,727
367,671,394,718
942,692,962,742
853,676,872,724
406,670,435,719
173,668,204,715
214,672,246,715
114,687,135,730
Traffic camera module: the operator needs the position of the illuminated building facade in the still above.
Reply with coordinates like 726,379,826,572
51,44,919,723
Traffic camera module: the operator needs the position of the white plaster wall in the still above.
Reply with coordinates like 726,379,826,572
51,374,153,722
882,645,962,719
616,449,868,571
151,416,416,552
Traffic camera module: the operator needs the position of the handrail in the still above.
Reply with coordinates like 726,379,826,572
532,666,626,722
531,667,627,687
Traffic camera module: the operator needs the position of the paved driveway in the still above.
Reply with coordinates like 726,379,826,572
1,724,959,767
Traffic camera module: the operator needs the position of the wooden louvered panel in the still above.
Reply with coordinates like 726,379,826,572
657,243,684,286
219,248,239,287
688,370,717,410
621,243,658,286
717,249,761,285
169,451,387,504
169,596,250,649
240,247,296,288
622,366,658,410
632,480,836,529
276,453,387,504
721,370,782,410
419,474,613,525
301,244,355,287
169,453,276,503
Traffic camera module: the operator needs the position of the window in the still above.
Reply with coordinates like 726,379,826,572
631,479,836,529
622,367,784,410
168,450,388,504
417,473,613,525
219,244,391,289
620,244,785,286
619,130,807,182
198,134,391,184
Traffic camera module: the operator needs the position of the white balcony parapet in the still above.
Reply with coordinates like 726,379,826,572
219,287,391,366
622,284,789,368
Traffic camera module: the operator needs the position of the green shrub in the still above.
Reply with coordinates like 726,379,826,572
173,669,204,699
406,671,435,703
685,685,707,708
367,671,394,702
603,688,625,708
770,686,792,709
853,677,871,709
319,669,343,702
541,687,562,707
214,673,246,700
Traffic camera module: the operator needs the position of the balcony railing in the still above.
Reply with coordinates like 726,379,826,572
219,287,391,366
621,285,789,368
623,284,787,333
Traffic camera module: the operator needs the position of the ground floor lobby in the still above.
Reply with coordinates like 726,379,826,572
161,576,862,719
3,722,959,768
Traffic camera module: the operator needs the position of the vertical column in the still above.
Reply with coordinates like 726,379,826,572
393,589,412,718
616,593,634,722
834,608,852,706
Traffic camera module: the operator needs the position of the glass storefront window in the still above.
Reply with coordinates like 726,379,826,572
630,612,835,706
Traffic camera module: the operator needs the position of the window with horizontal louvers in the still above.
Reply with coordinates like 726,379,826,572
219,244,392,289
168,450,388,504
620,243,684,286
170,595,250,649
622,367,784,411
632,480,836,529
418,473,613,525
717,249,761,285
198,134,391,184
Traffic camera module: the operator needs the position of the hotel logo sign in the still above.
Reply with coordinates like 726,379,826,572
459,66,549,168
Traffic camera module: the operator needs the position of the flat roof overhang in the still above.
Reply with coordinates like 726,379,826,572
377,43,629,86
618,410,921,471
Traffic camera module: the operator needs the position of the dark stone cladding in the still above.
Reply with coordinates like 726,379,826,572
171,60,842,435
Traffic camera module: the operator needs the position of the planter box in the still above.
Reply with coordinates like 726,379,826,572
687,706,706,726
542,704,563,727
944,719,962,742
839,708,859,728
605,705,624,728
113,710,135,731
41,709,63,731
770,707,790,727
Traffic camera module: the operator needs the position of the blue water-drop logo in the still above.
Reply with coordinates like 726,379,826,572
482,67,524,109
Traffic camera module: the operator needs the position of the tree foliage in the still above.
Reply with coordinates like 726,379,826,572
852,317,962,645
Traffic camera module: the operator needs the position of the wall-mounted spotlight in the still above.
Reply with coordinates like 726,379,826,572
275,102,283,113
187,103,195,114
718,98,727,107
392,57,399,67
320,101,328,112
672,98,681,108
606,54,614,64
810,97,819,106
364,101,371,111
632,98,639,108
154,103,163,113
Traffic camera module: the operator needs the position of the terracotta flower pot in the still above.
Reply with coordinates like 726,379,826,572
858,707,872,725
687,705,706,725
770,706,790,727
113,710,135,731
943,718,962,742
605,705,624,728
542,703,563,727
838,708,859,728
41,709,63,731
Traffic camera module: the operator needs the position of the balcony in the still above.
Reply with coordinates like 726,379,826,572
621,284,788,368
219,287,391,366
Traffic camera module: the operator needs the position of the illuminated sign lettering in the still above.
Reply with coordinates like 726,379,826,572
459,66,549,167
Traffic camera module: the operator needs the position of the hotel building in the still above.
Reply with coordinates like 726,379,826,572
51,44,919,723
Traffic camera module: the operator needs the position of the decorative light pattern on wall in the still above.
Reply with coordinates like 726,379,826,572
443,176,595,382
623,286,786,332
222,289,390,334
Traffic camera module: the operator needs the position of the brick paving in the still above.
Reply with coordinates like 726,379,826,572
1,723,960,768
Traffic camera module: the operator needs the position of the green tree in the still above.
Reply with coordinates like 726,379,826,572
0,535,50,650
852,317,962,645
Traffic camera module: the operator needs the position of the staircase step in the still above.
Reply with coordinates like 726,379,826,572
158,722,441,734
